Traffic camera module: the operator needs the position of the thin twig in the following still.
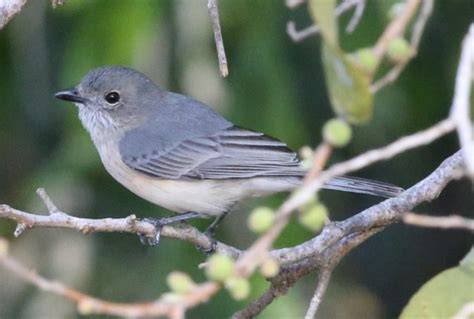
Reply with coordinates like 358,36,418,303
0,250,218,318
304,268,333,319
207,0,228,77
303,142,332,185
36,187,60,214
287,22,320,43
370,0,433,93
450,23,474,179
403,212,474,232
343,0,365,33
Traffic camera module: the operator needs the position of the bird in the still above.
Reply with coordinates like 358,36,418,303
55,66,403,245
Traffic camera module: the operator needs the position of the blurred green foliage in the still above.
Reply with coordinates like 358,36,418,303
0,1,472,318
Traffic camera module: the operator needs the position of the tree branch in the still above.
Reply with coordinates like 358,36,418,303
0,193,241,259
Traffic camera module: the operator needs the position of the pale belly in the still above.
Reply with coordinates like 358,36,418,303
96,141,300,216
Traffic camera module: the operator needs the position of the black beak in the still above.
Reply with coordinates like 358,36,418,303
55,88,89,104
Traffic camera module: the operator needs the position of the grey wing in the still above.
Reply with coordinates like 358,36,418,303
121,126,305,180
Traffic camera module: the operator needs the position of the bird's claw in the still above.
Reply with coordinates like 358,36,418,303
196,228,218,255
139,218,165,246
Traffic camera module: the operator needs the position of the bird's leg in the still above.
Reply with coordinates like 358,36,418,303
139,211,203,246
198,211,229,255
205,211,229,239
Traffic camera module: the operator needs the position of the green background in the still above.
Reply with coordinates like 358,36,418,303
0,1,472,318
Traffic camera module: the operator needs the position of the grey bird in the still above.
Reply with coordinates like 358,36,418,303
55,66,402,245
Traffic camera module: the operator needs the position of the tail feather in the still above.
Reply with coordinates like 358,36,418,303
323,176,404,198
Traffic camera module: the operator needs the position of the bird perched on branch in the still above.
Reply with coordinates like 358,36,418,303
55,66,402,246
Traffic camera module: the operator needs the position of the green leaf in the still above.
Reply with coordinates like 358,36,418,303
400,248,474,319
309,0,338,47
321,44,373,123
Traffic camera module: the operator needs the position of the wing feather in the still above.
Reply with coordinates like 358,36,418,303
121,126,304,180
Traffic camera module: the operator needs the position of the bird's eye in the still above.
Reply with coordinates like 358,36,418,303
105,91,120,104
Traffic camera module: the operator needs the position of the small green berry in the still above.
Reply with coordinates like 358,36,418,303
225,276,251,300
353,48,378,74
166,271,195,294
259,258,280,278
322,119,352,148
299,204,328,232
205,253,235,282
300,196,320,213
247,207,275,233
387,37,412,62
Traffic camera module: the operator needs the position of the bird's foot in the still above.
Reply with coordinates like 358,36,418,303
139,218,167,245
195,213,228,254
138,211,203,246
197,228,218,255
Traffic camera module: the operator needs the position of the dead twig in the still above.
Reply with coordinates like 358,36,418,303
207,0,228,77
